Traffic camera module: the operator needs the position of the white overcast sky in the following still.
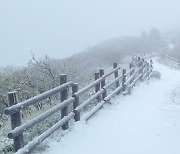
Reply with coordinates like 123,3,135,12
0,0,180,67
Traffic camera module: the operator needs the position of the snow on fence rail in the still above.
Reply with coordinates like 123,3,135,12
163,54,180,65
4,56,153,154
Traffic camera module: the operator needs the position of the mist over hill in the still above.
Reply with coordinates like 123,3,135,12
163,28,180,58
0,29,168,115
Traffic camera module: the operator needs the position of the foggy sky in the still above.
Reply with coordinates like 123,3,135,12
0,0,180,67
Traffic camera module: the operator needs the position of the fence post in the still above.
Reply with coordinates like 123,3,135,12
60,74,69,130
95,73,101,102
141,58,144,80
113,63,120,88
147,62,150,77
122,69,126,94
132,55,135,65
8,91,24,152
127,63,133,94
129,63,133,84
72,83,80,121
99,69,106,99
133,55,138,64
150,59,153,73
142,61,146,80
145,61,148,77
138,57,141,74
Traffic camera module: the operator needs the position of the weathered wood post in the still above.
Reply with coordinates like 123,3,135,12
140,58,144,80
132,61,136,84
60,74,69,130
132,55,135,65
147,62,150,77
8,91,24,152
150,59,153,73
72,83,80,121
122,69,126,94
113,63,120,88
129,62,133,84
145,61,148,77
95,72,101,102
133,55,138,64
142,61,146,80
138,57,141,74
128,63,133,94
99,69,106,99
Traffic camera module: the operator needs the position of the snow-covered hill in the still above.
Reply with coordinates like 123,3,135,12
42,59,180,154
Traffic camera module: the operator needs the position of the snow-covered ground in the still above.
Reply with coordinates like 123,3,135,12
42,59,180,154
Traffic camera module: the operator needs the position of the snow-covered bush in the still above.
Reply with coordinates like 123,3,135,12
151,71,161,79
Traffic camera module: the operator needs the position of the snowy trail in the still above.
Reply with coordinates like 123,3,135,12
43,60,180,154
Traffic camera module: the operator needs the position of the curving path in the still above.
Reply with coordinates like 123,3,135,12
43,59,180,154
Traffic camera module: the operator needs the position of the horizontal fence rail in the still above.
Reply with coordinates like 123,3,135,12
5,82,74,115
163,54,180,65
8,97,75,139
4,55,154,154
16,112,75,154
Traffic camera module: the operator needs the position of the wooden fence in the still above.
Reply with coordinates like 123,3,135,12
4,56,153,154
